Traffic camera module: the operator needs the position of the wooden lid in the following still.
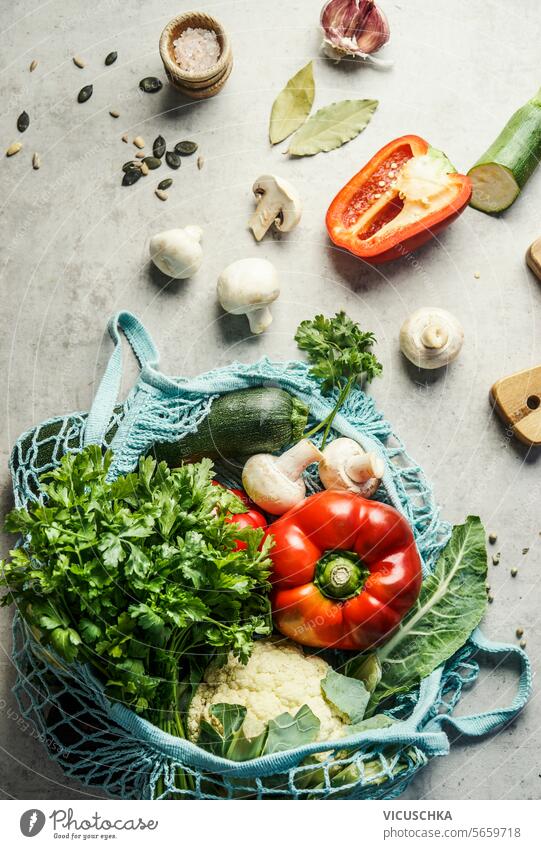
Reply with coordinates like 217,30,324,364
491,365,541,446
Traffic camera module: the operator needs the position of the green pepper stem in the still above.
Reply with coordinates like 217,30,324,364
314,550,368,600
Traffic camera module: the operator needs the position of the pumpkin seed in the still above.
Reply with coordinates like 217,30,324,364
140,161,149,176
29,59,38,72
175,140,198,156
155,189,168,201
158,178,172,190
73,55,86,69
197,155,204,170
78,84,93,103
153,135,166,158
122,168,142,186
122,161,140,172
17,111,29,133
105,51,118,66
165,151,181,169
6,142,22,157
121,134,128,143
133,136,145,149
139,76,163,93
32,152,41,169
143,156,162,170
109,109,120,118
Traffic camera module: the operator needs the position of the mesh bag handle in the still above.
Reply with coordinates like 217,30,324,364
84,311,160,447
425,628,532,738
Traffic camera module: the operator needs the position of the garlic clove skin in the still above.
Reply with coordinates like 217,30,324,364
149,226,203,280
400,308,464,370
320,0,390,60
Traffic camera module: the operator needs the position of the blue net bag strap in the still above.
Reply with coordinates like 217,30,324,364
84,311,160,448
424,628,531,739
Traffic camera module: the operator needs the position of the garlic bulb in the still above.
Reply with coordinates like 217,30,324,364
320,0,390,63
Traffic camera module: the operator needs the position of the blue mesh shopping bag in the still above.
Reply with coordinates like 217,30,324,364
8,312,531,799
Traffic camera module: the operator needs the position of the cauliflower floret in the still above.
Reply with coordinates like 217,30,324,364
187,637,348,744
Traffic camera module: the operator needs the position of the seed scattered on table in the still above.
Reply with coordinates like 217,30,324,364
135,151,145,159
522,547,529,555
516,628,524,638
197,155,204,170
165,151,181,169
121,134,128,143
139,76,163,93
109,110,120,118
32,152,41,169
153,136,166,159
487,594,494,604
6,142,22,157
29,59,38,72
158,178,172,191
511,567,518,577
474,271,481,279
488,533,497,544
143,156,162,170
133,136,145,149
122,168,141,186
17,111,29,133
105,51,118,66
140,161,149,176
175,140,198,156
520,640,527,649
492,553,500,565
73,55,86,69
155,188,168,201
77,85,93,103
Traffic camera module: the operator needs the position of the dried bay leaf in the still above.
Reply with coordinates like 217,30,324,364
269,61,315,145
288,98,378,157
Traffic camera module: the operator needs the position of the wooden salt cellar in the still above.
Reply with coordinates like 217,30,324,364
159,12,233,100
491,365,541,446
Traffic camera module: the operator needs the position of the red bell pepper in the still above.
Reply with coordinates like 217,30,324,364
213,482,267,550
268,490,422,650
326,135,472,264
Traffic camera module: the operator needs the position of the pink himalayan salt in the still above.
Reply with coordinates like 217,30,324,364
173,27,221,73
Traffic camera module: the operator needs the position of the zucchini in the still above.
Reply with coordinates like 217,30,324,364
469,87,541,213
152,387,308,465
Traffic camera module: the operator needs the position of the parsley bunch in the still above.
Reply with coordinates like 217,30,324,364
295,311,383,447
0,447,273,740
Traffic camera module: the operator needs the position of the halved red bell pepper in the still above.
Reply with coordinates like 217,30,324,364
326,135,472,264
268,490,422,650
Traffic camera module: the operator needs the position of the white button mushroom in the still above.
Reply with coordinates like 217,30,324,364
319,438,384,498
149,225,203,279
248,174,302,242
399,308,464,370
242,439,323,515
217,258,280,334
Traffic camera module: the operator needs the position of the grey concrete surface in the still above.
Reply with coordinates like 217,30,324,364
1,0,540,800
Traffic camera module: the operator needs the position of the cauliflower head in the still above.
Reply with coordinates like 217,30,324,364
187,637,349,743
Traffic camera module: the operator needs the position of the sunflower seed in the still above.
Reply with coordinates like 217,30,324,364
520,640,527,649
32,152,41,169
511,567,518,577
29,59,38,72
487,595,494,604
17,111,29,133
158,178,172,190
73,55,86,69
133,136,145,149
522,547,529,555
174,140,198,156
488,533,497,544
122,168,142,186
197,155,204,170
516,628,524,639
143,156,162,170
6,142,22,157
140,161,149,176
492,553,500,565
105,51,118,66
153,135,166,158
77,84,93,103
121,134,128,143
122,161,140,172
109,109,120,118
165,151,181,169
139,76,163,93
135,151,146,159
155,188,168,201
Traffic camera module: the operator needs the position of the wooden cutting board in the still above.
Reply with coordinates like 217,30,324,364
491,365,541,446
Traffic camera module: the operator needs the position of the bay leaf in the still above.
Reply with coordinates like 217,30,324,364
269,61,315,145
288,98,378,157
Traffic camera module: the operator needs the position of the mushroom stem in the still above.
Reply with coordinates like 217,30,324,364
275,439,324,481
247,306,273,334
421,324,449,350
249,201,282,242
346,452,385,484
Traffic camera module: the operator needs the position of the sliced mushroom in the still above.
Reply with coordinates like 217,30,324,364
248,174,302,242
319,438,384,498
400,308,464,370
